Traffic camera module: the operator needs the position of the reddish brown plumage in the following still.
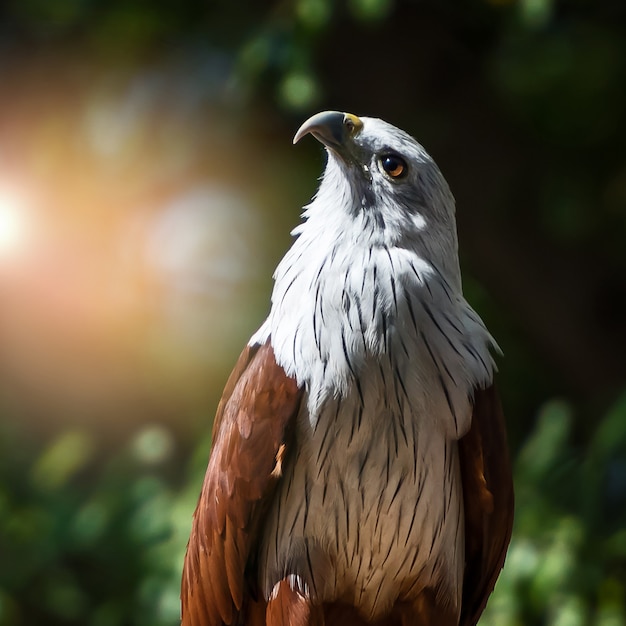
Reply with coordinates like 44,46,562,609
181,345,513,626
266,580,324,626
459,385,515,626
321,594,457,626
181,341,303,626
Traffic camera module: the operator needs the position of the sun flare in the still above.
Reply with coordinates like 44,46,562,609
0,189,28,256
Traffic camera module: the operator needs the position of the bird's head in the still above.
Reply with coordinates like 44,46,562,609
294,110,460,281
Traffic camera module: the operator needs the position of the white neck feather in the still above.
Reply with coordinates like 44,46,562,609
251,157,497,439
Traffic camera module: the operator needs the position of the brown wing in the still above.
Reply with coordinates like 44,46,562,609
459,385,514,626
181,340,303,626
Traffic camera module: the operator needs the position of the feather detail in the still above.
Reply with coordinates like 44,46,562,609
266,579,324,626
181,341,303,626
459,385,515,626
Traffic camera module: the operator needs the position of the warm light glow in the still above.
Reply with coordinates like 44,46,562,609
0,189,28,257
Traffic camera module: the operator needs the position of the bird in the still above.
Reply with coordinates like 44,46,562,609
181,111,514,626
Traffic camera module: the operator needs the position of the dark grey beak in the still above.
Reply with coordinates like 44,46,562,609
293,111,363,152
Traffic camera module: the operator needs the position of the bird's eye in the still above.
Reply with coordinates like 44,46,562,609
379,154,407,179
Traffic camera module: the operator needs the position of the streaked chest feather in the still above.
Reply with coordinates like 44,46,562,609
259,354,466,620
254,236,495,619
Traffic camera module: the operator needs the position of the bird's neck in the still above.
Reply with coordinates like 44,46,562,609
253,213,495,436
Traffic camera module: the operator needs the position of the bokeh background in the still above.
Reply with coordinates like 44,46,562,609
0,0,625,624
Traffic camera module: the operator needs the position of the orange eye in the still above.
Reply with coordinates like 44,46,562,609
380,154,407,178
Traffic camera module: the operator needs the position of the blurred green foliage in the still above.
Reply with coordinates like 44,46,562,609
0,418,205,626
0,0,625,625
483,394,626,626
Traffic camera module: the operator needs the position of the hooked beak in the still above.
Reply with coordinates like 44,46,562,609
293,111,363,156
